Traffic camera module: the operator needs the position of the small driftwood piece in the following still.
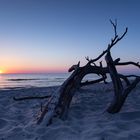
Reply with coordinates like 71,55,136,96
13,95,51,101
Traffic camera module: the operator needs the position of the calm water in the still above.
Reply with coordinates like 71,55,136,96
0,72,138,89
0,73,103,89
0,73,70,89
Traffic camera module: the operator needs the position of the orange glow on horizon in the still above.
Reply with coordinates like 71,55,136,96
0,62,139,74
0,69,7,74
2,67,68,74
0,57,68,74
0,70,3,74
0,68,6,74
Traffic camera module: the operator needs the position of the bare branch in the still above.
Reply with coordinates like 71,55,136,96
110,19,117,37
13,95,51,101
118,74,130,86
88,20,128,64
124,75,140,78
68,61,80,72
116,61,140,69
88,50,106,64
85,56,90,61
108,27,128,50
80,76,107,87
123,77,140,97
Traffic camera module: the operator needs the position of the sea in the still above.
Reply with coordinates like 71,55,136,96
0,73,101,89
0,72,139,89
0,73,69,89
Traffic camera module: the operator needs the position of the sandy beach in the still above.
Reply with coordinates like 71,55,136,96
0,82,140,140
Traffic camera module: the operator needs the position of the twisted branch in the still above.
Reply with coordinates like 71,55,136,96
87,20,128,65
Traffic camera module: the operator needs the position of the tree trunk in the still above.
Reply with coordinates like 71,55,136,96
105,51,140,113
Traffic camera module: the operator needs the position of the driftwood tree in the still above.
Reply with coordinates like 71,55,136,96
14,20,140,126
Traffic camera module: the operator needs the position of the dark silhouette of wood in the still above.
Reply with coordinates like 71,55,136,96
36,20,139,125
118,74,130,86
13,20,140,126
105,51,140,113
80,76,107,87
104,20,140,113
13,95,51,101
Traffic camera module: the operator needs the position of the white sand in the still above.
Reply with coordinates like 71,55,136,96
0,83,140,140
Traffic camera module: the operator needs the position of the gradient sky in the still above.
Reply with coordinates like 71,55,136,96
0,0,140,74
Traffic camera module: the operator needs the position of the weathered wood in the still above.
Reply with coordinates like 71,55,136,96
13,20,140,126
118,74,130,86
36,64,109,124
80,75,107,87
105,50,140,113
37,96,55,124
103,20,140,113
38,19,139,124
13,95,51,101
106,77,140,113
87,20,128,65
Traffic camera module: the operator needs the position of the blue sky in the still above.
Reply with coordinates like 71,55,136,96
0,0,139,73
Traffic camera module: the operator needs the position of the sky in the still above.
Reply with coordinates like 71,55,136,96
0,0,140,74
